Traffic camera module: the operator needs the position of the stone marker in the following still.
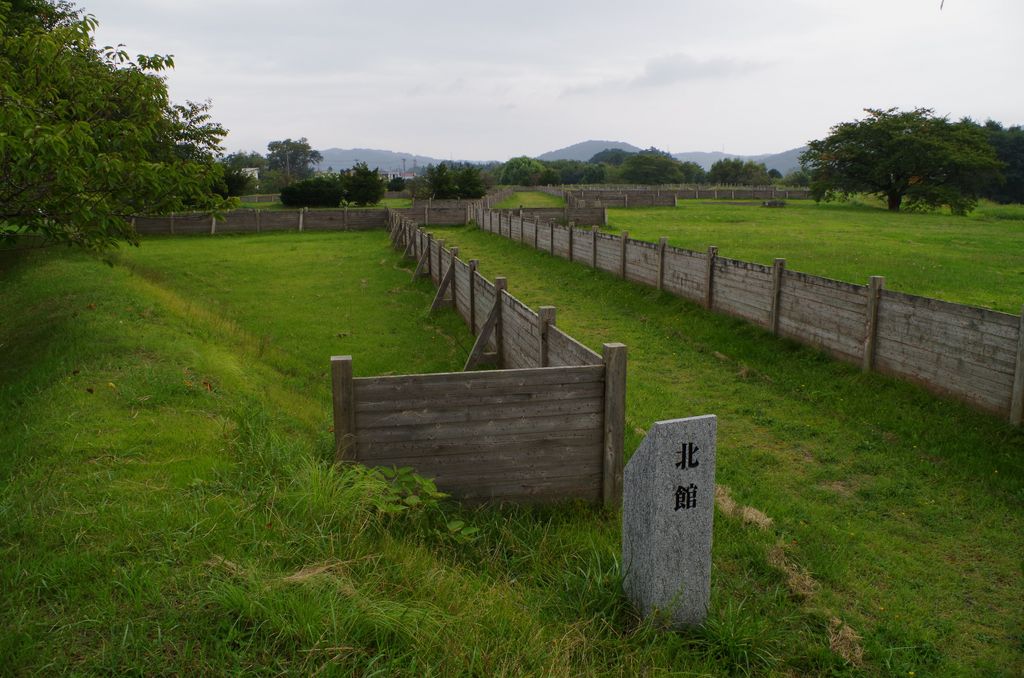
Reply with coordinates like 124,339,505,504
622,415,716,628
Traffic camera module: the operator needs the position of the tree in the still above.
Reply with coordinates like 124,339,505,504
801,108,1003,214
280,174,344,208
498,156,544,186
422,163,459,199
677,161,706,184
708,159,771,185
589,148,634,166
345,162,385,206
266,137,322,185
537,167,561,186
387,176,406,192
0,1,229,249
980,120,1024,204
619,153,684,184
454,166,486,198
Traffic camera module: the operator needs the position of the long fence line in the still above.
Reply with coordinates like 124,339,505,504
471,205,1024,426
331,212,627,505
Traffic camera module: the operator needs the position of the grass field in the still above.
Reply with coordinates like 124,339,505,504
606,199,1024,314
494,191,567,209
1,229,1022,675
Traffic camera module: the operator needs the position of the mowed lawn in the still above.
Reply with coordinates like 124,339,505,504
606,200,1024,314
1,228,1021,675
494,191,567,209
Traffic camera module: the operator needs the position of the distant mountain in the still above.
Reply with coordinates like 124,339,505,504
316,148,462,173
536,140,642,162
672,147,807,174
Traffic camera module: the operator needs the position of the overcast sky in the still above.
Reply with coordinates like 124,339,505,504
82,0,1023,161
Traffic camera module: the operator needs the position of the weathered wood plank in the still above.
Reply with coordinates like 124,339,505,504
602,343,626,508
356,411,604,444
331,356,355,462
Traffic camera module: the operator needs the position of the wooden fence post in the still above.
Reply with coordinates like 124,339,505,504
704,245,718,309
468,260,478,332
1009,304,1024,425
769,258,786,335
210,214,216,235
619,232,629,278
430,246,457,312
862,276,885,372
298,208,304,232
255,209,261,233
170,211,176,235
656,237,668,291
592,227,598,268
494,276,507,365
425,233,434,279
602,343,627,509
435,240,445,284
549,221,555,255
568,225,574,262
331,355,356,463
464,276,506,370
538,306,556,367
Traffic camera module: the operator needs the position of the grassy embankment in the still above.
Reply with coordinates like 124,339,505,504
1,223,1021,675
607,198,1024,313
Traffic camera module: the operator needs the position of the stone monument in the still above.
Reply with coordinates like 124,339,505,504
622,415,716,628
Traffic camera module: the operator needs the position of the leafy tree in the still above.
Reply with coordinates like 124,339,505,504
767,168,783,180
218,166,253,197
454,166,486,198
221,150,266,171
782,168,811,187
0,1,228,249
980,120,1024,204
537,167,561,186
801,108,1003,214
589,148,634,166
345,162,385,206
387,176,406,191
498,156,544,186
677,161,706,184
708,159,771,185
266,137,322,184
620,152,684,184
279,174,344,207
580,163,607,184
422,163,459,199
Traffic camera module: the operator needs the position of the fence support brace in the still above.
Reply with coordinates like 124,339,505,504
464,277,506,370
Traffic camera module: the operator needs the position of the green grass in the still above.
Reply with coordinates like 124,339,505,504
606,199,1024,313
2,228,1022,675
494,191,567,209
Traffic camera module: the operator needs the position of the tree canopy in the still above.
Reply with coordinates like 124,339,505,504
801,108,1003,214
345,162,386,206
0,0,229,249
266,138,322,185
708,158,771,186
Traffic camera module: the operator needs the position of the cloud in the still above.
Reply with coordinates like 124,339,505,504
564,53,765,96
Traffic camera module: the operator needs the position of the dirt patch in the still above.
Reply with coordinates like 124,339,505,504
715,485,774,530
767,545,818,600
820,480,854,497
828,617,865,666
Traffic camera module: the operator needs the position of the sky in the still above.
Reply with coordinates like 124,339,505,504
81,0,1024,161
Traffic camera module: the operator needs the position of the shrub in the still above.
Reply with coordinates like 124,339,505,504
280,175,345,207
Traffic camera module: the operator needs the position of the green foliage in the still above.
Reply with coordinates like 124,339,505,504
678,161,707,183
453,165,486,198
387,176,406,191
266,137,322,184
537,167,561,186
220,150,267,172
708,159,771,186
0,2,228,249
218,166,253,197
345,162,386,206
801,108,1003,214
782,168,810,187
620,152,685,184
422,163,458,198
981,120,1024,204
589,148,634,165
498,156,545,185
279,174,344,207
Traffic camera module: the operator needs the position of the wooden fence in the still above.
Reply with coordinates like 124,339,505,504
472,206,1024,426
330,213,627,505
132,205,472,236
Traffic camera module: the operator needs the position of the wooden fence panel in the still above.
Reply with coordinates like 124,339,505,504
548,326,603,367
552,225,571,259
595,234,621,275
453,258,473,326
351,366,606,503
625,239,660,287
661,246,706,303
777,270,868,363
712,257,774,327
501,293,541,369
874,290,1018,414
